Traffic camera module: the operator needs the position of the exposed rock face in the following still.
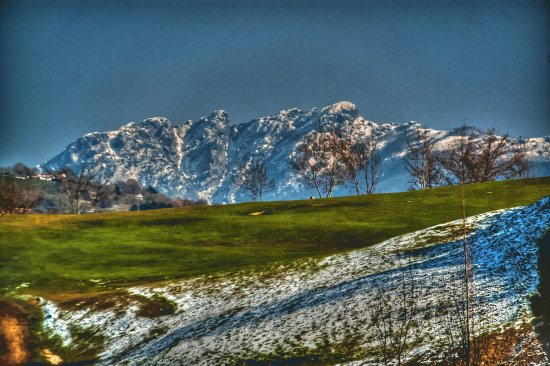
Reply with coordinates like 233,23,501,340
40,102,550,203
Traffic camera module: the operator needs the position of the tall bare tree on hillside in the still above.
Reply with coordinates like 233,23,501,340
441,255,485,365
0,175,19,214
0,175,41,214
439,183,492,366
355,136,381,194
290,133,324,198
437,126,529,185
290,131,349,198
475,128,529,181
404,127,443,190
49,167,92,214
124,178,142,210
321,132,350,198
234,158,275,201
369,262,424,366
343,136,381,195
342,145,363,196
436,126,479,185
89,175,116,212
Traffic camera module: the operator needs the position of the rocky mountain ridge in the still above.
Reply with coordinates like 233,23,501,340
40,102,550,203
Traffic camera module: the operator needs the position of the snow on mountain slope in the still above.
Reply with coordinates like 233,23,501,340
40,198,550,365
39,102,550,203
181,111,230,201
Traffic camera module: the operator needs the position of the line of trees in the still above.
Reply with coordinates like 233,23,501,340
0,163,206,215
234,130,382,201
0,175,42,214
290,130,381,198
2,125,531,209
405,126,529,190
235,124,527,201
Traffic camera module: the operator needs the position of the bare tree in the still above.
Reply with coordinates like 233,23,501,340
440,278,471,365
441,273,486,366
404,127,443,190
11,162,36,178
369,262,424,366
0,175,18,214
342,146,362,196
234,158,275,201
439,185,488,366
320,133,349,198
18,179,41,212
356,136,381,194
436,126,479,185
86,169,117,213
89,180,116,212
0,175,41,214
437,126,529,185
124,178,142,210
290,132,327,198
475,128,529,182
365,147,381,194
508,139,530,179
290,131,349,198
48,167,91,214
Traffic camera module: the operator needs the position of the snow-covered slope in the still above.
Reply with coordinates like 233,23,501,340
40,198,550,365
40,102,550,203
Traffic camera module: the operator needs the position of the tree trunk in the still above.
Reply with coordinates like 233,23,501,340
313,182,322,198
461,183,471,366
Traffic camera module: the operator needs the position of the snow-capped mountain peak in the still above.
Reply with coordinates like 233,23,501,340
40,102,550,203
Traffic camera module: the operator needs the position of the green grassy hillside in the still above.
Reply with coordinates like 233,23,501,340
1,177,550,297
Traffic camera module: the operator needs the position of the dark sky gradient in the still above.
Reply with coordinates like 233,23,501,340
1,0,549,167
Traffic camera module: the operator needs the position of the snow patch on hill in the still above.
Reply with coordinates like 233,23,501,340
40,198,550,365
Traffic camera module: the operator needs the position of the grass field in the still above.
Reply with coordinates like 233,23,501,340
1,177,550,298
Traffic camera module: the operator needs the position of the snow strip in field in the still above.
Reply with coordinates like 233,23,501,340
42,198,550,365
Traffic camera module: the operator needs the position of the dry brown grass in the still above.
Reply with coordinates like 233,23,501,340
0,302,29,366
407,323,546,365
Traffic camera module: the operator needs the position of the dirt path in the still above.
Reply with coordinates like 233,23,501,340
0,301,29,366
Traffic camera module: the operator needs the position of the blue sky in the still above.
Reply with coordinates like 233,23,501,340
1,0,549,167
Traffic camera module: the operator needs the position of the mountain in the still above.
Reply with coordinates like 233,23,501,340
40,101,550,203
